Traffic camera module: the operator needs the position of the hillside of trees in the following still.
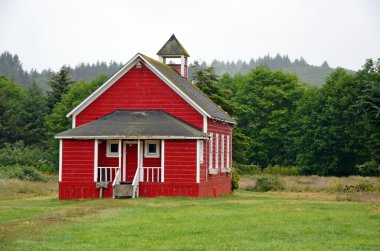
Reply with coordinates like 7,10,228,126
1,51,349,89
0,49,379,177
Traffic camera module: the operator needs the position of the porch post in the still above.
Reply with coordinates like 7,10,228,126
94,139,98,182
118,139,122,170
59,139,62,182
138,139,143,182
161,140,165,182
196,140,200,183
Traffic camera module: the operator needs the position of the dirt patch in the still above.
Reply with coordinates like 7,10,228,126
0,226,17,231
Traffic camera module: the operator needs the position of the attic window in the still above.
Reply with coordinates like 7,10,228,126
136,61,142,68
144,140,160,158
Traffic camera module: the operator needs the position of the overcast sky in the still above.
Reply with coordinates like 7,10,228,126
0,0,379,72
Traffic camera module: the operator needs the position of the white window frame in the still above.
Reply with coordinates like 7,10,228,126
144,140,160,158
215,134,219,169
106,140,120,157
199,140,204,164
209,133,213,169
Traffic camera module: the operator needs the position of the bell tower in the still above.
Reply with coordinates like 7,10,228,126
157,34,190,78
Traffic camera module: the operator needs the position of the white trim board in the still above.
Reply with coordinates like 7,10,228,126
66,53,212,126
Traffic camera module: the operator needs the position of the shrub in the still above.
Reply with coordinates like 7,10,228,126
253,175,284,192
356,160,380,176
231,164,240,190
0,141,55,173
0,165,45,182
236,164,262,175
342,182,380,193
263,165,300,176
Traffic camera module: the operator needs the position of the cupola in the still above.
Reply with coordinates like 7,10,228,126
157,34,189,78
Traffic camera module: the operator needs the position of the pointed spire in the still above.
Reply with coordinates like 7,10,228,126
157,34,190,57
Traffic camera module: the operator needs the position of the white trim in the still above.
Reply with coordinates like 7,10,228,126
199,140,204,164
161,140,165,182
118,139,122,170
221,135,225,169
209,133,213,169
67,54,141,118
106,140,120,157
144,140,160,158
196,140,200,183
59,139,62,182
227,135,230,168
180,55,185,77
55,135,209,140
142,57,210,118
72,115,76,128
203,115,208,133
66,53,211,120
94,139,98,182
215,134,219,169
122,142,127,182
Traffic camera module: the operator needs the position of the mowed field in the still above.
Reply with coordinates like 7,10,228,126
0,177,379,250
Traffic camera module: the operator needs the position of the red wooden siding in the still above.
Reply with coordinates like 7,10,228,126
62,140,94,182
198,119,233,196
98,140,118,167
75,64,203,129
60,139,113,200
163,140,196,183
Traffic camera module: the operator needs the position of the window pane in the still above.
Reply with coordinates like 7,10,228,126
110,144,118,153
148,144,156,153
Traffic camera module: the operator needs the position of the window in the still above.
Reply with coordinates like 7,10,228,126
215,134,219,169
144,140,160,158
106,140,119,157
199,141,204,164
227,136,230,168
221,135,225,169
209,133,213,169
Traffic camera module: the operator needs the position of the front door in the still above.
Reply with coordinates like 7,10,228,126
122,142,138,182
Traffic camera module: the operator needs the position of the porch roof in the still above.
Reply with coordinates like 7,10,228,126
55,110,209,139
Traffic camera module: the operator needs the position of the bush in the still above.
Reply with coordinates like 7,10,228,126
231,164,240,190
263,165,300,176
253,175,284,192
0,165,45,182
342,182,380,193
356,160,380,176
0,141,55,173
236,164,262,175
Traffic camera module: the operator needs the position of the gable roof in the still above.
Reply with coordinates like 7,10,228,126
156,34,190,57
56,110,208,139
67,53,236,124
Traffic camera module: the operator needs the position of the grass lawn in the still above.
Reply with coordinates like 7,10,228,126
1,186,379,251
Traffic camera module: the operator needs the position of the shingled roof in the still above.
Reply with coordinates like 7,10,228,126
156,34,190,57
142,54,235,124
56,110,208,139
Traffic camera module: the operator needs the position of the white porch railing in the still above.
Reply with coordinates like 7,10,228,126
140,167,163,182
131,165,140,198
97,167,120,183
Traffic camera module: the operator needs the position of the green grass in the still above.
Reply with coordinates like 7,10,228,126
1,190,379,250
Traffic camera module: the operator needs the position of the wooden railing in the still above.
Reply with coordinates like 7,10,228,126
132,166,140,198
141,167,162,183
97,167,120,183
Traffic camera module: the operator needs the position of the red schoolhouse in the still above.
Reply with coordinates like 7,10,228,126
55,35,235,199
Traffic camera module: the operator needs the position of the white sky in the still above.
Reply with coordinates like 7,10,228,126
0,0,379,72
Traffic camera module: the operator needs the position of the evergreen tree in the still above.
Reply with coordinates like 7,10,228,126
47,67,74,112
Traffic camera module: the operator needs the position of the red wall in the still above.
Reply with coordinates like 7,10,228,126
164,140,196,183
60,139,113,200
75,64,202,129
199,119,233,197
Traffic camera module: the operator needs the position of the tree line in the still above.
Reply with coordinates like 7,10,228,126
192,59,380,176
0,54,379,176
1,51,342,89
